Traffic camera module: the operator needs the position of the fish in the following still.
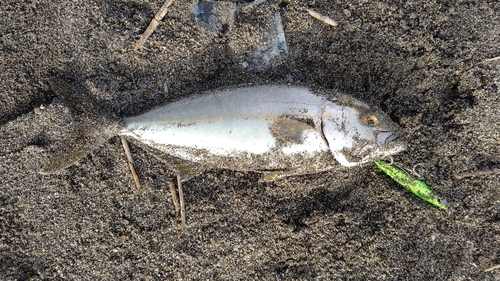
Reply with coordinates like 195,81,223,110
41,81,405,180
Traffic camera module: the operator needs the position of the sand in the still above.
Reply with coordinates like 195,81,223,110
1,0,499,280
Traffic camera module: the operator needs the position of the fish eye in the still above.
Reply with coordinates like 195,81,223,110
362,115,379,127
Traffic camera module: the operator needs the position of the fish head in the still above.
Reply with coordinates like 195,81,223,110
321,98,405,167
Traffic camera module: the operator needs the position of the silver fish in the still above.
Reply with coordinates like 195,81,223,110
120,85,405,179
41,83,404,179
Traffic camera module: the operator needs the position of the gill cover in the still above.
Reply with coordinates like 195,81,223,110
320,102,403,166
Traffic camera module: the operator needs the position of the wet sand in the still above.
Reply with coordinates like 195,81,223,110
1,0,499,280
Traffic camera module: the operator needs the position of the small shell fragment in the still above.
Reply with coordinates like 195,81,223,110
307,9,338,27
35,103,47,115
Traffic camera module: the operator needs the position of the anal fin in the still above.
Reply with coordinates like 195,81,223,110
259,169,298,182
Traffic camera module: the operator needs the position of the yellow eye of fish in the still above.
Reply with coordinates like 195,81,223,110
362,115,378,127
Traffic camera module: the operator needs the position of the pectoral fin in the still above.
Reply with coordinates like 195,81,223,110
269,116,316,145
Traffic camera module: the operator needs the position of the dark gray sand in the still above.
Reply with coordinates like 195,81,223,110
1,0,499,280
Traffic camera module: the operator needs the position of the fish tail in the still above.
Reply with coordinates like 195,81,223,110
39,78,122,174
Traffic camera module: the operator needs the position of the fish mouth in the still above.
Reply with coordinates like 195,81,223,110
374,130,398,144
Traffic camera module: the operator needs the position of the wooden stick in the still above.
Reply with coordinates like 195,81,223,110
484,56,500,63
307,9,338,27
168,180,180,213
120,136,141,189
177,175,186,232
133,0,176,51
454,168,500,179
484,264,500,272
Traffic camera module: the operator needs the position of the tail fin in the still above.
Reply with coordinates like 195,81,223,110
39,78,122,174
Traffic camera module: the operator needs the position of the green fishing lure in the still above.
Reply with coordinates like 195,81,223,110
375,160,447,210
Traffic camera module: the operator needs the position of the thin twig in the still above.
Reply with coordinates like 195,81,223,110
307,9,338,27
484,56,500,63
120,136,141,189
484,264,500,272
133,0,176,51
177,175,186,233
168,180,180,213
454,168,500,179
